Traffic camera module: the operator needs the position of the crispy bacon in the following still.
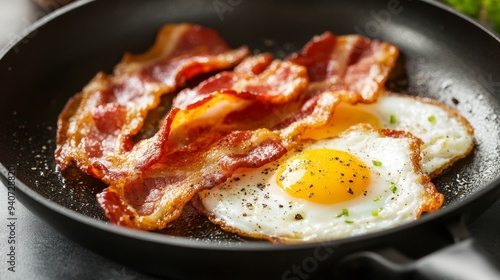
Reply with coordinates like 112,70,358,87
56,28,400,231
55,23,249,178
172,53,306,108
96,88,341,230
97,129,288,229
287,32,399,103
126,55,309,169
94,55,329,229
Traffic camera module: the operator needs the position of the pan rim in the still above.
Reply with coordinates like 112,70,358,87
1,0,500,252
2,0,499,61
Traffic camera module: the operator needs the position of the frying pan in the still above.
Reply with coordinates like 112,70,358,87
1,0,500,279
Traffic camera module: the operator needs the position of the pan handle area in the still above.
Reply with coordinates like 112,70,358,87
333,218,500,280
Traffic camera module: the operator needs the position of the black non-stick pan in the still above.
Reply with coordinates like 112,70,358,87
1,0,500,279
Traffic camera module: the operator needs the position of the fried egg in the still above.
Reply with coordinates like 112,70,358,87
303,92,475,177
195,124,443,243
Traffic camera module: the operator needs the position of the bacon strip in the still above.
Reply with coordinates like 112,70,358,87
287,32,399,103
55,23,249,178
92,33,398,230
97,129,288,229
94,55,326,229
96,90,341,230
172,53,305,108
108,55,310,171
57,28,400,231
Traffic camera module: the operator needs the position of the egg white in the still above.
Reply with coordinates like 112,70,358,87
196,125,440,243
305,93,475,177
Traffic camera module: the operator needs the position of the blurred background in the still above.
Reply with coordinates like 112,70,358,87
441,0,500,32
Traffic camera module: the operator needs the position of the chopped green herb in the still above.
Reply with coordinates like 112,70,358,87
372,209,379,217
373,196,382,202
390,114,397,124
344,220,354,224
342,208,349,216
390,184,398,193
428,115,436,123
336,208,349,218
372,160,382,167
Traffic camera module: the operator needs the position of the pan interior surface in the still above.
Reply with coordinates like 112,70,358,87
1,0,500,246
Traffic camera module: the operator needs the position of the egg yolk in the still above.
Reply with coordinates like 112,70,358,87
276,149,370,204
303,104,380,140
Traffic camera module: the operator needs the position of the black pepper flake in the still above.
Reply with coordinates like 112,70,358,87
308,193,314,198
452,97,459,105
348,180,354,183
295,214,304,220
279,204,284,208
347,188,354,195
234,177,240,181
